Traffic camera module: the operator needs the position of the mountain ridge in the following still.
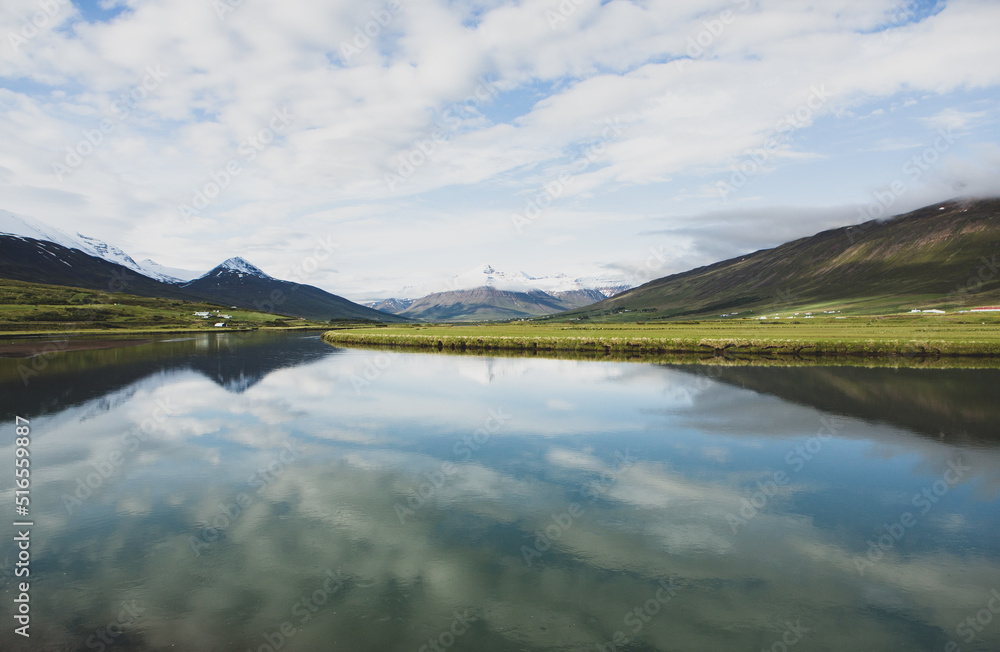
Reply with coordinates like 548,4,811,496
560,198,1000,320
393,285,609,322
0,214,404,322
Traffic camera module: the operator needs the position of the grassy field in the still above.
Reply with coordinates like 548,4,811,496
322,313,1000,358
0,278,346,335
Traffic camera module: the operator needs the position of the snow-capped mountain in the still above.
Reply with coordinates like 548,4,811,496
0,209,184,283
360,264,632,321
363,297,415,312
1,209,86,250
191,257,273,280
179,256,407,322
73,234,183,283
391,264,631,301
0,209,406,322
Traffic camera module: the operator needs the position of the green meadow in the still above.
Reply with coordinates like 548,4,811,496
322,313,1000,358
0,278,333,335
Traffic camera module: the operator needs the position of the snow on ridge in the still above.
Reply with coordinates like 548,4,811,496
0,209,187,283
393,264,632,298
0,209,85,251
74,233,182,283
221,257,268,275
194,256,273,280
140,259,202,282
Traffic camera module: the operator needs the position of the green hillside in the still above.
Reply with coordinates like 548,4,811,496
0,278,350,334
559,199,1000,321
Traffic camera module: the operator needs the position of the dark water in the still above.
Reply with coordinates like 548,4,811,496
2,331,1000,651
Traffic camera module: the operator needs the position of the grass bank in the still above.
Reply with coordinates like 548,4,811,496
322,315,1000,358
0,278,372,335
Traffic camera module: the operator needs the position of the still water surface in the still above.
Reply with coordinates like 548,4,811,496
2,331,1000,651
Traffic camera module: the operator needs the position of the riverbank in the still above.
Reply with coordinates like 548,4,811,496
321,317,1000,359
0,326,330,358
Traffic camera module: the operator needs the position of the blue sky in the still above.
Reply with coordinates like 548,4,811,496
0,0,998,299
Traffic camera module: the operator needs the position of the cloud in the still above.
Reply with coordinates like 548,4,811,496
0,0,998,297
920,107,992,132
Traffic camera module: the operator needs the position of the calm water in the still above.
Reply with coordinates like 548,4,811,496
2,331,1000,651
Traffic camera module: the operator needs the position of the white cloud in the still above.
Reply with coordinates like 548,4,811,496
0,0,998,297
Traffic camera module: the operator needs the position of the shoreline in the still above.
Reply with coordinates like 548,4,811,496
319,341,1000,369
0,327,328,358
0,338,155,358
321,328,1000,363
0,325,331,339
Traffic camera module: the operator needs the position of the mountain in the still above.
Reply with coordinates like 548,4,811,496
560,198,1000,320
367,264,629,321
0,212,405,322
0,332,340,419
394,285,608,322
670,364,1000,448
0,210,182,282
0,232,199,300
382,264,630,302
365,297,415,313
181,257,406,322
440,264,631,297
445,264,631,296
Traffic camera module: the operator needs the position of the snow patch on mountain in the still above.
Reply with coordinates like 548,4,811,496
0,210,86,251
428,264,630,297
195,257,272,280
139,259,203,282
221,257,269,276
365,264,630,308
0,209,187,283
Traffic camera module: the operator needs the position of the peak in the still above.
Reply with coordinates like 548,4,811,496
214,257,270,277
221,256,258,269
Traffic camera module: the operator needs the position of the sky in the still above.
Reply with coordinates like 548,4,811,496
0,0,998,300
